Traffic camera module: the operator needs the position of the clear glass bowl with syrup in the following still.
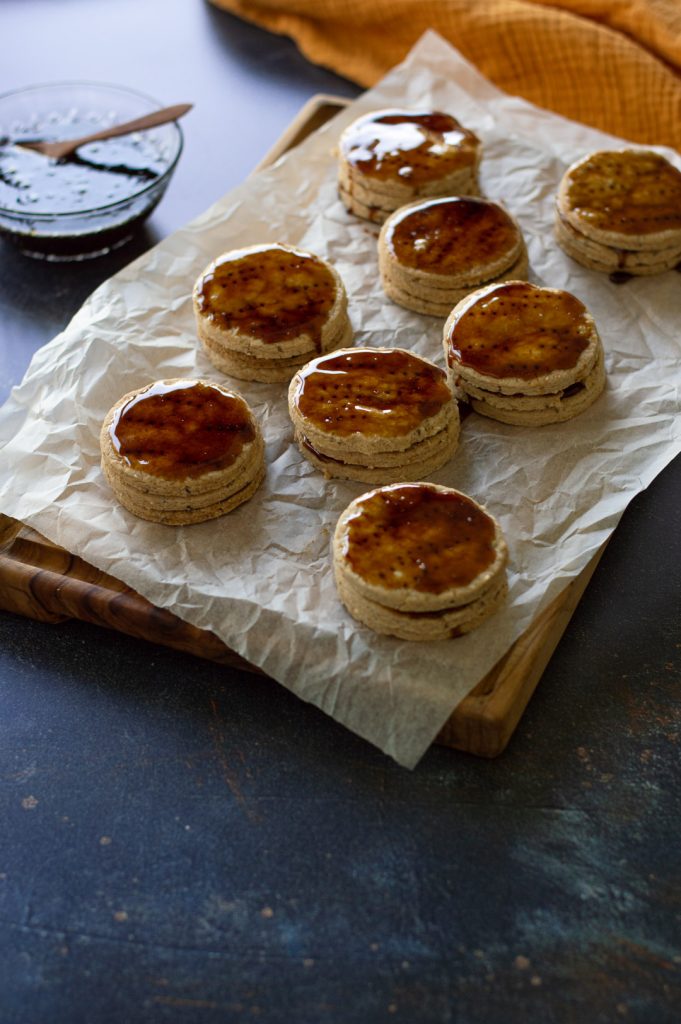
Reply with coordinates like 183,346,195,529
0,82,184,260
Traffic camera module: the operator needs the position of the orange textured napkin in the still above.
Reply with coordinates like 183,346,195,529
209,0,681,150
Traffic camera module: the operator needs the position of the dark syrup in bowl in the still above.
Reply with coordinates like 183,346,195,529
0,83,183,260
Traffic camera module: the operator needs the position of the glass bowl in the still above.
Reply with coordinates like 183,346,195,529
0,81,184,260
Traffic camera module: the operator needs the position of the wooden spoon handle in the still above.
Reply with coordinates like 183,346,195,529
67,102,193,147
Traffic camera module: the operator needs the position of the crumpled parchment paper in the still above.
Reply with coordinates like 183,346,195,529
0,32,679,768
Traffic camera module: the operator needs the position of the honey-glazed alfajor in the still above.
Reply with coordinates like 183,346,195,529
379,196,528,316
443,281,606,426
338,108,481,224
288,347,459,484
100,378,264,525
193,243,352,383
555,150,681,277
333,483,508,641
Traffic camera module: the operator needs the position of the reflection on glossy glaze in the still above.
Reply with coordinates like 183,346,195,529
343,484,496,593
386,196,519,272
446,282,591,379
110,380,255,479
566,151,681,235
294,349,451,437
341,109,478,184
195,244,337,349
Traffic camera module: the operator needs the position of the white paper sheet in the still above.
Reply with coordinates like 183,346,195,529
0,32,679,768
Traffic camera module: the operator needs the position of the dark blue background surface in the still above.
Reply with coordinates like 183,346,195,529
0,2,680,1021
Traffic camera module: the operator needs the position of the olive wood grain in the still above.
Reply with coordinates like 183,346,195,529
0,95,607,756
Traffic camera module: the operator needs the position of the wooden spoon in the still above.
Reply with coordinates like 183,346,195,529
16,102,192,160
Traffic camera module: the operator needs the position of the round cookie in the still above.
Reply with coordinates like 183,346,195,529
379,196,528,316
288,347,460,484
193,243,352,383
555,150,681,277
100,378,264,525
333,483,509,640
338,108,481,224
443,281,606,425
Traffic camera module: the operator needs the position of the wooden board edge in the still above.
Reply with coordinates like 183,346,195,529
436,543,608,756
251,94,350,176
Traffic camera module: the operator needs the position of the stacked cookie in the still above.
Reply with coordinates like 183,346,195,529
100,378,264,525
378,196,528,316
443,281,606,426
193,243,352,382
333,483,509,641
555,149,681,277
288,347,459,483
338,108,481,223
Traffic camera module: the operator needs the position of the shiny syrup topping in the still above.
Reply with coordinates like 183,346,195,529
446,282,592,380
566,151,681,235
110,380,255,480
386,197,520,272
294,349,451,438
344,484,496,594
195,244,337,350
341,109,478,184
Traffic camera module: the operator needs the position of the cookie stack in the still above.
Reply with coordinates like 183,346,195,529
100,378,264,525
333,483,509,641
288,347,459,483
338,108,481,223
554,149,681,277
443,281,606,426
378,196,528,316
193,243,352,382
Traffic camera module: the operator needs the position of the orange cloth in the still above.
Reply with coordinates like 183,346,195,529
209,0,681,150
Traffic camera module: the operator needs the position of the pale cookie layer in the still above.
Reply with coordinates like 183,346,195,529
554,210,681,276
103,440,264,512
104,465,265,526
201,318,353,383
380,247,528,318
339,163,479,210
295,412,460,485
465,343,606,425
335,567,508,641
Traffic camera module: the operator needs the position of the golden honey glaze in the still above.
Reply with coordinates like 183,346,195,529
566,151,681,235
110,380,255,479
341,109,479,184
446,282,592,380
195,244,337,349
386,197,520,272
343,484,497,594
294,349,452,438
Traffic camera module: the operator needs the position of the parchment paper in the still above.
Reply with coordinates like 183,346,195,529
0,32,679,768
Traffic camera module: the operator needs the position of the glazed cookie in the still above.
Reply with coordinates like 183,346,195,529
333,482,509,641
443,281,606,426
288,347,459,484
379,196,527,316
338,108,481,224
555,150,681,277
193,243,352,383
100,379,264,525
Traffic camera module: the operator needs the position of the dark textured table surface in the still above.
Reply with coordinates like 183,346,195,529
1,3,680,1022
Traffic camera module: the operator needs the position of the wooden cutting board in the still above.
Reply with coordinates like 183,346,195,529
0,95,607,758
